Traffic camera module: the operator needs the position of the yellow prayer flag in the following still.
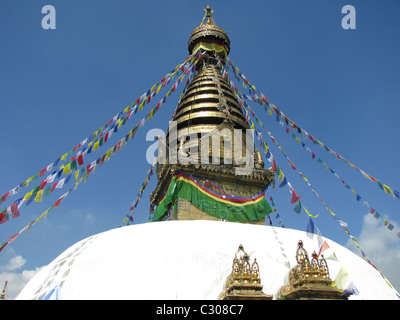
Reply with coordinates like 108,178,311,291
74,170,80,180
303,205,319,218
138,101,145,111
60,153,68,161
328,208,336,216
123,105,130,113
278,168,284,182
147,109,154,121
268,109,273,116
263,142,269,154
23,190,34,201
333,267,349,291
383,184,394,196
34,189,43,202
106,148,112,159
93,140,100,151
63,163,72,175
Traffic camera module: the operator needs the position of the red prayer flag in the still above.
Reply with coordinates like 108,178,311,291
10,202,20,219
77,154,84,166
318,241,330,256
290,190,301,204
0,210,7,224
39,168,47,177
53,198,62,207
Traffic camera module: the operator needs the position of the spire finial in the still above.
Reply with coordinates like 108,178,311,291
200,4,216,26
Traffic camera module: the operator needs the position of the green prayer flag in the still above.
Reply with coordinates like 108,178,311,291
294,200,302,214
71,159,77,171
43,186,51,198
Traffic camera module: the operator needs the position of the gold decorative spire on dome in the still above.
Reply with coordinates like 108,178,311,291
200,4,216,26
219,244,272,300
188,4,230,59
278,240,352,300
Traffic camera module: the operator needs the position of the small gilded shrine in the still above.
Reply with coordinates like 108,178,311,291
219,244,273,300
278,240,352,300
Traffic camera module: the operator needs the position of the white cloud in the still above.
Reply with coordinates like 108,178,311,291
0,255,26,272
346,213,400,294
0,254,44,300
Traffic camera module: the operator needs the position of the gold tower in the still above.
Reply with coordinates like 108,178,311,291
150,5,274,223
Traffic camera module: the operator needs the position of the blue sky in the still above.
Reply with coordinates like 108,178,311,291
0,1,399,298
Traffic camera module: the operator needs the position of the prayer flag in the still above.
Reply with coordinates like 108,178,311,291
56,178,65,189
383,184,393,196
278,168,284,182
306,218,314,238
334,267,350,291
34,190,43,202
325,252,338,261
263,142,269,154
318,241,330,256
43,186,51,198
293,200,301,214
77,154,84,166
10,202,20,219
290,189,300,204
63,163,72,175
304,206,319,218
279,177,287,188
341,282,359,296
0,210,7,224
93,140,100,151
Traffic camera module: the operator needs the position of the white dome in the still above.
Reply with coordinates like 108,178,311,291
16,220,399,300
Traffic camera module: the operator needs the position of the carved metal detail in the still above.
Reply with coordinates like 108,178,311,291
219,245,272,300
279,240,352,300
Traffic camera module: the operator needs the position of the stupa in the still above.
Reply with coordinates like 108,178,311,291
16,5,399,300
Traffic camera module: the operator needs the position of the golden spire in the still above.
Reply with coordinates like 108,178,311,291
278,240,352,300
219,244,272,300
200,4,216,26
188,4,230,57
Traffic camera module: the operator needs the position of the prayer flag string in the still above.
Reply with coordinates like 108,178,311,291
218,60,395,290
224,56,400,202
222,56,399,237
0,54,201,253
285,127,399,236
0,52,200,210
123,159,156,225
0,52,201,227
